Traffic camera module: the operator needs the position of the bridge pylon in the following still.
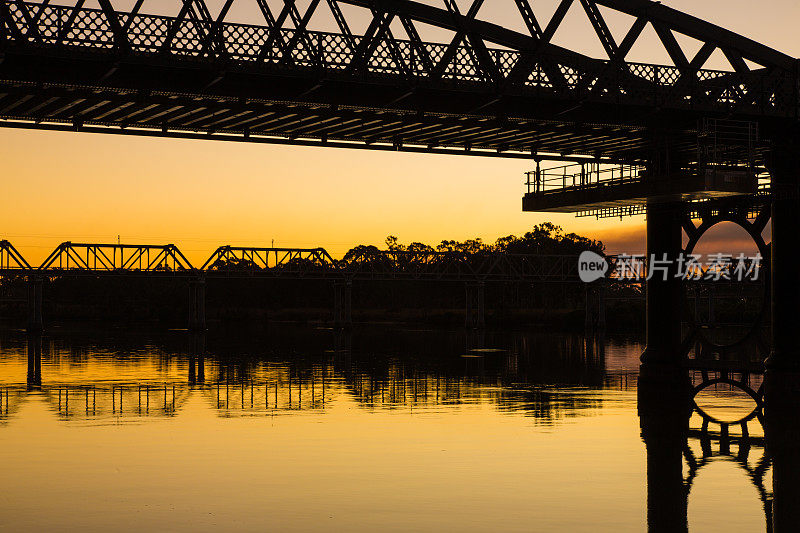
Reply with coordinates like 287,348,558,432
465,282,486,330
26,275,42,334
584,281,606,337
333,280,352,329
188,278,206,331
189,332,206,385
764,371,800,531
640,202,684,380
766,135,800,371
26,333,41,390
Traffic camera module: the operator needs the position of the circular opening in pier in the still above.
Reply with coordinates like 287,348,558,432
693,385,759,425
684,222,766,349
689,221,761,258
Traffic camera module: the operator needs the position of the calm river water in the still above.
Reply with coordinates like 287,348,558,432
0,326,774,532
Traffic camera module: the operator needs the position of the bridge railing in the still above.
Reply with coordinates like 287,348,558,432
38,242,196,274
526,163,645,194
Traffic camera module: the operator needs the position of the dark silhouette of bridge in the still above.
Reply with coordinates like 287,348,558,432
0,0,795,161
0,239,608,330
0,0,791,361
0,240,582,281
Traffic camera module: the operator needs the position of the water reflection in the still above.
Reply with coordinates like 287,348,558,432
0,328,625,423
639,366,800,533
0,326,796,532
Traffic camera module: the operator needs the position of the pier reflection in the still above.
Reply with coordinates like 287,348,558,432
640,363,800,533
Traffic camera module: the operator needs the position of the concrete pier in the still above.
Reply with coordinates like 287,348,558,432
767,138,800,370
640,202,684,375
333,280,352,329
465,282,486,329
26,276,42,333
188,279,206,331
764,372,800,532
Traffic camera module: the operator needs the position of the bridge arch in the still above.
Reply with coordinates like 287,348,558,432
681,202,771,361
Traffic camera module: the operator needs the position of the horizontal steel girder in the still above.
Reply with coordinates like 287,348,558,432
0,0,796,161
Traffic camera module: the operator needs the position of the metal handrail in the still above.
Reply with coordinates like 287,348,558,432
525,163,645,194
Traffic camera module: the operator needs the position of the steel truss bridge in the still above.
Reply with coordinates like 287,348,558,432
0,0,796,165
0,239,768,332
0,239,585,282
0,239,602,330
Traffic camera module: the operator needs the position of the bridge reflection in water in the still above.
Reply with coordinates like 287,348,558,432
0,328,797,532
1,329,612,421
639,367,800,533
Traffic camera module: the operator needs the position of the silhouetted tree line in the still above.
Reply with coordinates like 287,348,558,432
379,222,604,256
0,224,635,328
201,223,605,275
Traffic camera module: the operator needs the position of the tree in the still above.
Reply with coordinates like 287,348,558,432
493,223,604,255
406,242,435,254
343,244,381,262
385,235,403,251
436,238,488,254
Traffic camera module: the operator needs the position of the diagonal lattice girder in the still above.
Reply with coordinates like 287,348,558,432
0,0,796,163
38,243,196,273
593,0,796,70
0,0,793,74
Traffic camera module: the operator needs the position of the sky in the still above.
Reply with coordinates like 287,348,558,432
1,0,797,265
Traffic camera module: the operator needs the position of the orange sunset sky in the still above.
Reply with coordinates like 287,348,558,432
1,0,797,265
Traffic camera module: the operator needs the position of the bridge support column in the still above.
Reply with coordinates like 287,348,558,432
767,138,800,370
584,282,606,336
189,332,205,385
333,280,352,329
26,333,42,390
26,276,42,333
189,355,197,386
334,328,352,356
764,372,800,532
641,202,683,377
188,279,206,331
465,282,485,329
638,377,691,533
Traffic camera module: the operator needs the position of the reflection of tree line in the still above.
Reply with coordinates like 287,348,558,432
185,328,610,421
0,324,619,422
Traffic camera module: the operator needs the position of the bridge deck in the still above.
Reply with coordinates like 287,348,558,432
0,0,797,163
